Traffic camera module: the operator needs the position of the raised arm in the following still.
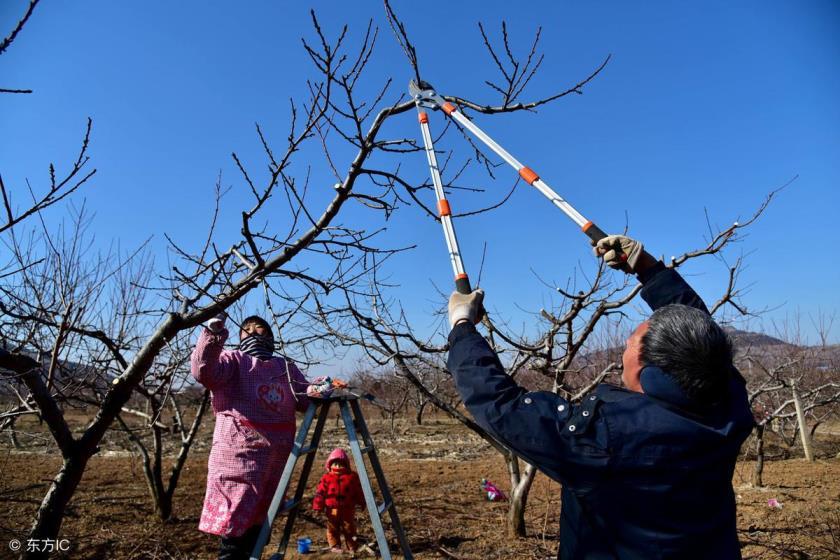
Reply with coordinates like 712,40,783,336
190,318,239,390
446,291,610,485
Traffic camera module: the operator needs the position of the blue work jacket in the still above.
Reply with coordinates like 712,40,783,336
447,266,755,559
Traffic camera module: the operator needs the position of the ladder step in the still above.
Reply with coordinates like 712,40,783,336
359,445,374,454
377,500,392,516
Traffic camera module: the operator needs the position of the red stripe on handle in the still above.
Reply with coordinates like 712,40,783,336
518,166,539,185
582,221,608,243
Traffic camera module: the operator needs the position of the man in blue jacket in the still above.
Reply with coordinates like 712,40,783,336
446,234,755,559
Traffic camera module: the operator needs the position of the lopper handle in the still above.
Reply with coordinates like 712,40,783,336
454,274,472,295
454,274,489,325
582,221,608,244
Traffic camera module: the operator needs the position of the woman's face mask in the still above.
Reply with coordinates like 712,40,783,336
237,321,274,360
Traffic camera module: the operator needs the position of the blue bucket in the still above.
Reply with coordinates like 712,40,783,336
296,537,312,554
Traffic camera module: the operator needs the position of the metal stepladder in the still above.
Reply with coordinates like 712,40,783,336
250,394,413,560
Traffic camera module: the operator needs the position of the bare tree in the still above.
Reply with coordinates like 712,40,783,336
0,3,614,553
0,3,810,555
739,325,840,486
0,1,99,468
0,9,463,555
407,361,460,425
350,365,411,437
116,385,211,521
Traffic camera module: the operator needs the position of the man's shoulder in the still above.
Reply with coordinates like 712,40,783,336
594,383,640,403
591,383,689,440
592,383,658,413
567,384,650,443
593,380,753,462
593,382,717,424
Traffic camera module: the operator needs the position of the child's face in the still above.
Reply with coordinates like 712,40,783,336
330,461,346,472
240,321,270,341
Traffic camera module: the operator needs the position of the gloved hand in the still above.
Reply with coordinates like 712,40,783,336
448,289,485,329
205,312,227,333
306,376,335,399
592,235,643,272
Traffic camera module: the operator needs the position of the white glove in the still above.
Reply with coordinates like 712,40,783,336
205,312,227,333
448,289,485,329
593,235,643,271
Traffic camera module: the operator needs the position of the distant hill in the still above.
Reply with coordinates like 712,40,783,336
723,327,791,349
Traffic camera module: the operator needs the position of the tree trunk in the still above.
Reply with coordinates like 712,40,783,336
25,452,90,559
157,492,173,521
9,417,21,449
753,424,765,487
506,456,537,537
809,420,822,439
122,390,210,521
160,390,210,521
150,424,168,520
2,351,96,560
119,413,162,520
791,379,814,461
415,400,428,426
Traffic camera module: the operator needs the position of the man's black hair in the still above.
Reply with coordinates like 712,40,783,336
640,304,733,403
241,315,274,340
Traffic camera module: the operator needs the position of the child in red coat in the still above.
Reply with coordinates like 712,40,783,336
312,448,365,553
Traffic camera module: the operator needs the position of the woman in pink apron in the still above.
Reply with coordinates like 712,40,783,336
191,314,310,560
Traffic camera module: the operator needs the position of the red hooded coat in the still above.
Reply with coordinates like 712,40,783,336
312,449,365,512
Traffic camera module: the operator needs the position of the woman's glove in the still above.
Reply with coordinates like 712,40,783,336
205,312,227,333
307,376,337,398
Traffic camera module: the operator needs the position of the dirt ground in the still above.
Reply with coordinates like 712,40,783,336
1,414,838,560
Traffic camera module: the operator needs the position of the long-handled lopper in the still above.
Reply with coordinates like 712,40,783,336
410,80,610,247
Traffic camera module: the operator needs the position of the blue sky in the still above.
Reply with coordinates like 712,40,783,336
2,1,839,372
